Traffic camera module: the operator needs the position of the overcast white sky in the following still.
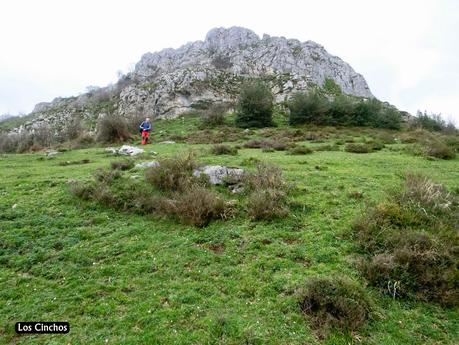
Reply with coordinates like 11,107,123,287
1,0,458,123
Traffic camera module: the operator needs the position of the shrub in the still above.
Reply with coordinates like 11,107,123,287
200,103,230,128
288,91,329,125
423,140,455,159
328,95,355,125
353,174,459,305
235,81,274,128
0,133,19,153
313,144,340,151
110,160,134,171
72,133,95,148
211,144,238,155
243,163,286,192
411,111,447,132
145,153,198,192
93,169,121,184
352,98,382,126
289,146,313,155
323,78,342,95
374,106,402,130
59,117,84,141
96,116,131,143
299,276,373,333
344,143,373,153
243,163,291,220
243,139,289,151
173,185,228,227
247,189,288,220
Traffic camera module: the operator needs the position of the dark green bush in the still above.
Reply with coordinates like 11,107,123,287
235,81,274,128
288,91,329,125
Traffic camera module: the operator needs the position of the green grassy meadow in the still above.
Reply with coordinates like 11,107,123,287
1,118,458,344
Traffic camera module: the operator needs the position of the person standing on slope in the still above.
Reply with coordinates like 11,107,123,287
139,117,152,145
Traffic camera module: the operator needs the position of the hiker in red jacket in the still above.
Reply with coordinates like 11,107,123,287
139,117,152,145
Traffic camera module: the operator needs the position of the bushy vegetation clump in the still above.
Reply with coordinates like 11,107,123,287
288,92,403,129
411,111,457,133
235,81,274,128
96,116,131,143
353,173,459,306
289,145,313,155
243,163,290,220
299,276,374,333
200,103,231,128
145,153,198,192
210,144,238,155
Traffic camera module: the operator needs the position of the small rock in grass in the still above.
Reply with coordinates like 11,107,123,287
193,165,244,185
135,161,160,169
118,145,144,156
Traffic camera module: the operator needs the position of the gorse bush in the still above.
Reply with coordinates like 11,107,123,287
353,173,459,305
299,276,374,333
96,116,131,143
235,81,274,128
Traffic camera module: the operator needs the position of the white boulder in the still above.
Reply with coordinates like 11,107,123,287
193,165,244,185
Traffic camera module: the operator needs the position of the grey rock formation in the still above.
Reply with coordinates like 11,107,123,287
193,165,244,185
15,27,373,133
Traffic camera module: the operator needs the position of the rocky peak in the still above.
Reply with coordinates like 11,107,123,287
16,27,374,133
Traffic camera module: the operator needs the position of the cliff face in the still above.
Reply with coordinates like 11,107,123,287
15,27,373,133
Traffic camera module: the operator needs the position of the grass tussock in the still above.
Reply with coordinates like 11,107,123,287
243,163,290,220
210,144,238,156
299,276,374,334
353,173,459,305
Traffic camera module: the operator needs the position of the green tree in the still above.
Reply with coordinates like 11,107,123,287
235,81,274,128
288,91,329,125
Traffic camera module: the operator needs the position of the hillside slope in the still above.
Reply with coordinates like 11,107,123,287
1,119,458,344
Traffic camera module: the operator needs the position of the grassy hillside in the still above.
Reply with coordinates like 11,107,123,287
0,117,458,344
